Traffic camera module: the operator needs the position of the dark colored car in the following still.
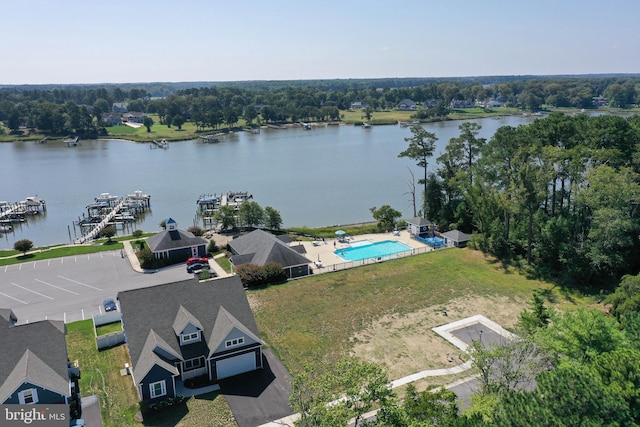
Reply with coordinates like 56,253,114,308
103,298,117,312
186,263,205,273
186,256,208,266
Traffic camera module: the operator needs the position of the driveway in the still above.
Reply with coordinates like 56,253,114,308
220,349,293,427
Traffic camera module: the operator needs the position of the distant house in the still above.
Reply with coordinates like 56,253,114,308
484,100,501,108
146,218,207,264
397,99,417,110
592,96,607,107
112,103,127,113
118,276,264,403
101,113,122,127
450,99,475,109
228,229,311,278
0,309,76,407
422,99,441,108
440,230,472,247
124,112,147,124
350,100,366,110
406,217,435,237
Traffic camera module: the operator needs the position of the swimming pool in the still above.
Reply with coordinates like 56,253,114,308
335,240,412,261
414,235,446,247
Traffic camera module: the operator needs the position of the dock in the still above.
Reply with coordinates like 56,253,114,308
65,136,80,146
73,191,151,244
0,197,47,233
199,134,223,143
151,139,169,148
195,191,252,228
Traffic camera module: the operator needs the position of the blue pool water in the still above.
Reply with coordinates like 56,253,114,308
335,240,412,261
414,235,446,247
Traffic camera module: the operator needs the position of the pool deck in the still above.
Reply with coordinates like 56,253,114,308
300,229,434,268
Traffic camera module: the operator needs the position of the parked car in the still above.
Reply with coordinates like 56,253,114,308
186,256,208,266
103,298,117,312
186,263,206,273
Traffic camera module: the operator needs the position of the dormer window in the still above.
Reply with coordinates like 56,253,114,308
180,331,201,345
225,337,245,348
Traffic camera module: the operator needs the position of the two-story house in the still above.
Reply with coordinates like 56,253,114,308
118,276,264,403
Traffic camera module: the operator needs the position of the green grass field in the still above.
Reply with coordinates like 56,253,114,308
249,247,589,375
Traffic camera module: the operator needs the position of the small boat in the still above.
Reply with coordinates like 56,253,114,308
65,136,80,146
362,123,372,129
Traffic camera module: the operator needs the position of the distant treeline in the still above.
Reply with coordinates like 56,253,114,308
0,75,639,138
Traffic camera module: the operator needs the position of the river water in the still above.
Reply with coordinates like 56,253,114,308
0,116,534,248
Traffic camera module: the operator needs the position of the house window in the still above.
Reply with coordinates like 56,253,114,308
183,358,203,371
18,388,38,404
225,337,245,348
149,380,166,399
180,331,200,345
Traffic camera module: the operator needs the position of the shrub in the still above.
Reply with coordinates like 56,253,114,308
132,229,143,240
207,239,218,254
137,246,155,269
187,225,204,236
236,262,286,288
14,239,34,255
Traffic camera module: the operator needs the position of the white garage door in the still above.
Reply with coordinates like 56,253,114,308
216,352,256,380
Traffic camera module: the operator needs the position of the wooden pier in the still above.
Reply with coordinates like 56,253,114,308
0,197,46,233
73,191,151,244
195,191,252,228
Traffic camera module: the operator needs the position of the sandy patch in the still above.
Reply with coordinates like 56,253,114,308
349,295,525,380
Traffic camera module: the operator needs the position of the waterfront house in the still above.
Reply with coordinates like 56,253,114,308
228,229,311,278
146,218,207,264
449,99,475,109
118,276,264,403
397,99,417,110
124,112,147,124
350,100,366,110
0,309,75,406
101,113,122,127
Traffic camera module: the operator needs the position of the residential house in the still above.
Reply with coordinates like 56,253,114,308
592,96,607,107
350,100,366,110
422,99,441,109
0,309,76,407
118,276,264,403
228,229,311,278
397,99,417,110
124,112,147,124
101,113,122,127
406,217,435,238
440,230,472,247
146,218,208,264
112,103,127,113
450,99,475,109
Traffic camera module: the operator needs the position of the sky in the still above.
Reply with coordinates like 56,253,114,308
2,0,639,85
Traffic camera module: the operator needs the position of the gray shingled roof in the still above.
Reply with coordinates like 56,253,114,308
146,229,207,252
0,318,70,402
406,217,434,227
118,276,262,379
441,230,472,242
228,229,310,267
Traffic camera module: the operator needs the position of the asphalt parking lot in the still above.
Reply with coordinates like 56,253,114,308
0,250,189,324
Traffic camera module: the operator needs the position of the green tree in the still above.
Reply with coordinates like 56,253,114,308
172,114,185,130
214,205,237,230
605,273,640,319
402,383,459,426
264,206,283,230
99,225,116,242
239,201,264,228
398,125,437,215
370,205,402,231
143,116,153,132
518,291,551,335
14,239,33,255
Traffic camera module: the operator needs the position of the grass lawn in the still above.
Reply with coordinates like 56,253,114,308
95,321,123,336
0,242,124,266
249,248,590,376
66,320,237,427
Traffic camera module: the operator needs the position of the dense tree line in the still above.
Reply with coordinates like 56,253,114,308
410,113,640,289
1,76,638,137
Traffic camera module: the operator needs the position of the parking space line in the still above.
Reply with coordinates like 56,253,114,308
57,275,103,291
11,282,54,300
35,279,80,295
0,291,27,304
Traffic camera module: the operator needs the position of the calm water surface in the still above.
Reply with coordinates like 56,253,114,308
0,116,533,247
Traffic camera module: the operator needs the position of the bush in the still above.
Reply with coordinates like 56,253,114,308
187,225,204,236
137,246,155,269
132,229,143,240
237,262,287,288
207,239,218,254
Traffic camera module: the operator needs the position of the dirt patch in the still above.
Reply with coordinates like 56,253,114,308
349,295,525,380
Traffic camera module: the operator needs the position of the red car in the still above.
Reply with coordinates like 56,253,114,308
186,256,208,266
